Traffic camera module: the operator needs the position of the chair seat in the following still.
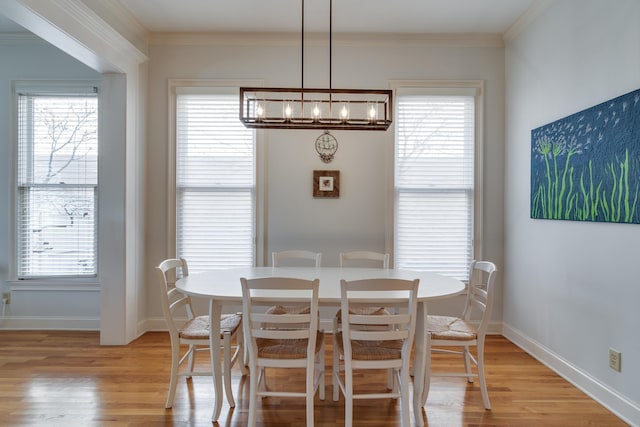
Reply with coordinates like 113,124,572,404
427,315,477,341
257,330,325,359
336,306,389,319
266,305,310,315
335,331,403,360
179,313,242,340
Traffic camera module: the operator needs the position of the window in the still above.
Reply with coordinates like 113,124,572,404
15,83,99,278
174,86,255,273
394,85,481,280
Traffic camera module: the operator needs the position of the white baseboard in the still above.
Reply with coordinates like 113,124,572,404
0,316,99,330
503,323,639,426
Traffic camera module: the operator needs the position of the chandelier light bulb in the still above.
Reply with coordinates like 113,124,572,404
340,104,349,120
368,104,377,121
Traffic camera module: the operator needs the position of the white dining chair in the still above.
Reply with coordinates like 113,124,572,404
339,250,389,269
423,260,497,409
241,276,325,427
332,277,419,427
337,250,392,321
337,251,395,386
266,250,323,321
156,258,245,418
272,249,322,267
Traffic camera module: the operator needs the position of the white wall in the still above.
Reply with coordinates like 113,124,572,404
144,36,506,326
504,1,640,423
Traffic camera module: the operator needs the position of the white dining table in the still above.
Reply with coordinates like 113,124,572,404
176,266,465,425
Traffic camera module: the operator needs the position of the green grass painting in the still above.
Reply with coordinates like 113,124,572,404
531,88,640,224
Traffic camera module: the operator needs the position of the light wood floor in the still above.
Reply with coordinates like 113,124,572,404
0,331,626,427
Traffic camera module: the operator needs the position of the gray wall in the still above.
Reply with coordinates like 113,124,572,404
144,37,506,324
504,0,640,423
0,37,102,327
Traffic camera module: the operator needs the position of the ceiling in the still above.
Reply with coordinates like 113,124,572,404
1,0,537,35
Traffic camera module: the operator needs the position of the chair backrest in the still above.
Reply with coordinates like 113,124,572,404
340,251,390,269
272,250,322,267
241,277,320,362
462,260,497,335
156,258,194,337
339,278,419,362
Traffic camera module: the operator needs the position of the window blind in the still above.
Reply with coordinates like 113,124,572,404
395,93,475,280
176,92,255,273
17,91,98,277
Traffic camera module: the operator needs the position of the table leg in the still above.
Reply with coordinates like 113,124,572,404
209,299,223,421
412,301,428,426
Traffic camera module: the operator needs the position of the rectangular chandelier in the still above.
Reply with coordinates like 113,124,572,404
239,87,393,131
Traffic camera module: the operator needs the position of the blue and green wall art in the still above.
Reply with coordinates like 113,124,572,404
531,88,640,224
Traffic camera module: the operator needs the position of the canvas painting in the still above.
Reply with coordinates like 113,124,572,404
530,88,640,224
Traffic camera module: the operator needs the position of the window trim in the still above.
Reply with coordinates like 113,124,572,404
167,79,265,266
388,80,484,275
10,80,101,282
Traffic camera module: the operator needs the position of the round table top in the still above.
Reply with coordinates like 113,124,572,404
176,266,465,304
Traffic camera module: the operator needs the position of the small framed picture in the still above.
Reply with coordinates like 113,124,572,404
313,170,340,198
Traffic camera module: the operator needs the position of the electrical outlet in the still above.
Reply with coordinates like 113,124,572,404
1,292,9,305
609,348,621,372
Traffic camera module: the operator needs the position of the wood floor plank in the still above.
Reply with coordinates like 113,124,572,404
0,331,627,426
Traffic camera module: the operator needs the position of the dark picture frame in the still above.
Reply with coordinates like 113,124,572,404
313,170,340,198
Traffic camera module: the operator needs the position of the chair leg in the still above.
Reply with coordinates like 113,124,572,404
318,346,325,400
306,388,314,426
463,345,474,383
165,338,180,408
258,367,267,395
222,333,235,407
344,364,353,427
332,338,340,401
306,358,315,426
186,344,195,378
421,333,432,407
387,368,396,392
477,339,491,410
399,366,411,427
237,328,249,375
247,361,258,427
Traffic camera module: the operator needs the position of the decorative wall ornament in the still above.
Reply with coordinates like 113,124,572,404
315,131,338,163
313,170,340,198
530,87,640,224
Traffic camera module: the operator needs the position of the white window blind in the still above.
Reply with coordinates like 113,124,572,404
176,90,255,273
16,88,98,278
395,91,475,280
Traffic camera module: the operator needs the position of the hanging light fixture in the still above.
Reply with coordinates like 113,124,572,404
239,0,392,131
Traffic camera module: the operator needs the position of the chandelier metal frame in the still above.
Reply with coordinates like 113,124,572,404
239,0,392,131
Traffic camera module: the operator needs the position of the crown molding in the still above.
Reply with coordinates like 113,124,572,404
2,0,147,73
150,31,504,48
52,0,148,66
80,0,148,53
